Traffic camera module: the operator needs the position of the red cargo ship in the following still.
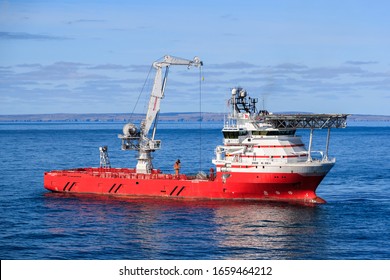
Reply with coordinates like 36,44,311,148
44,55,347,203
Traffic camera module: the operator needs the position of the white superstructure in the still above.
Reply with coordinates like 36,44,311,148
212,87,347,176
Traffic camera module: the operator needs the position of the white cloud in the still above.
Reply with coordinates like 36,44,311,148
0,60,389,115
0,31,71,40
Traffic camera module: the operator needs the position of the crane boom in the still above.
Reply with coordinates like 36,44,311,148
142,55,202,136
119,55,203,174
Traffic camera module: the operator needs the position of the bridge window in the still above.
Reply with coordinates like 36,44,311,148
252,130,296,136
223,131,239,139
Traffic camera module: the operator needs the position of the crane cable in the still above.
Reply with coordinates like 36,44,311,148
199,65,203,173
129,56,166,122
129,64,154,122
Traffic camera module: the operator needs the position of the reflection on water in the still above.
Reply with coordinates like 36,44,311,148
213,202,325,259
41,193,327,259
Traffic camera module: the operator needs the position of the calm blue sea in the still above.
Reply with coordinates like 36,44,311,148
0,121,389,260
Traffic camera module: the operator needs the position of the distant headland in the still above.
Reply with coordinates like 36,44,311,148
0,112,389,123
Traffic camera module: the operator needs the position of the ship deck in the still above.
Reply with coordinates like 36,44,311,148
46,167,213,181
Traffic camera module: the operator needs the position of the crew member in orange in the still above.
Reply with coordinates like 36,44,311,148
209,168,215,180
174,159,181,176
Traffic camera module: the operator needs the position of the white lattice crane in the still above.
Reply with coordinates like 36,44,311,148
119,55,203,173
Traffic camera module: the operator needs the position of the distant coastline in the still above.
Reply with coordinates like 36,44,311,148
0,112,389,122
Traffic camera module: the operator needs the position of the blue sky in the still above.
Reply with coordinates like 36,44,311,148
1,0,389,115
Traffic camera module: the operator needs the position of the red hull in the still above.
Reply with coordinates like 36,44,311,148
44,168,327,203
